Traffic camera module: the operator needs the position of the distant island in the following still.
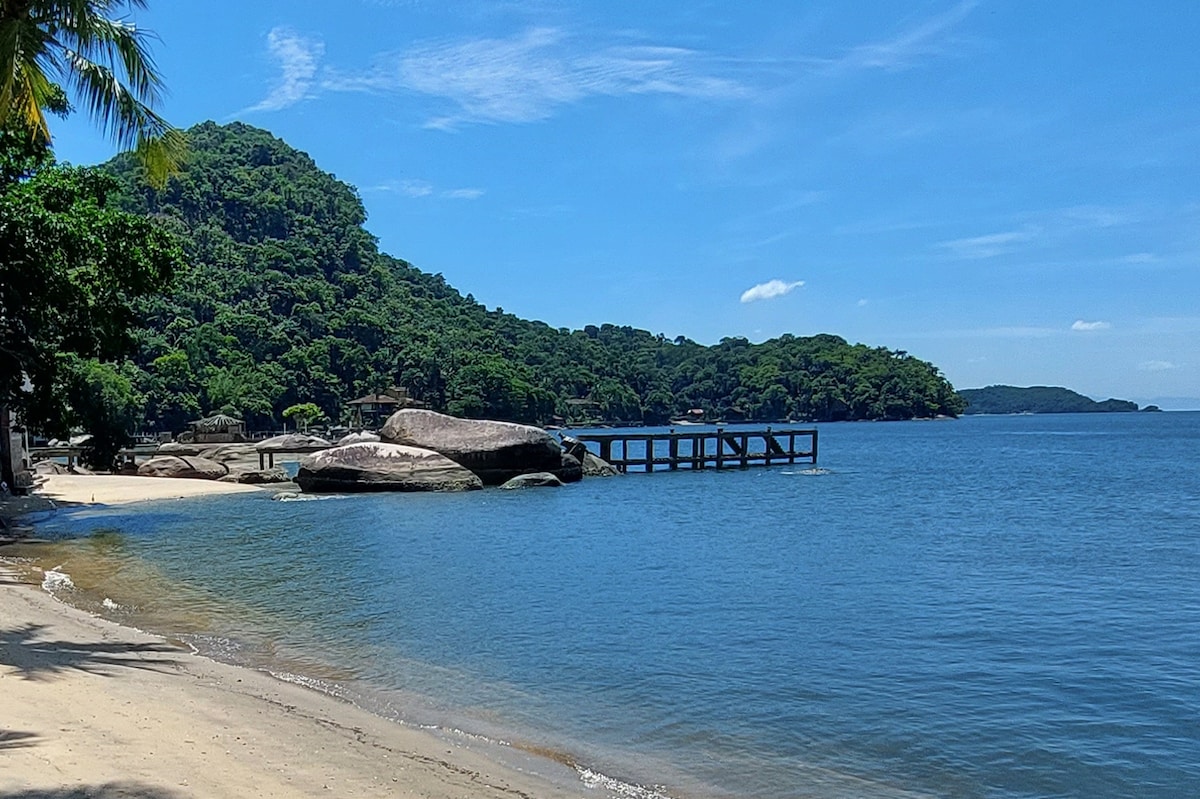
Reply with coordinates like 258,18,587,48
958,385,1160,415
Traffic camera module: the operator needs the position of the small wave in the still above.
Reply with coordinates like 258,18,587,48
41,566,75,592
782,467,832,476
577,767,674,799
102,597,122,611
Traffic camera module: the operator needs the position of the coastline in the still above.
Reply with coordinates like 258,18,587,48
0,558,587,798
0,479,603,798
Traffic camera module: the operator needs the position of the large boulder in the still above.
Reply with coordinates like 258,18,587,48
217,467,289,485
296,442,482,493
256,433,332,453
379,409,562,486
337,431,381,446
199,442,261,464
155,441,202,456
137,456,228,480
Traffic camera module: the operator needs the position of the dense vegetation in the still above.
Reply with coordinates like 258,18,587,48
102,122,965,431
959,385,1143,415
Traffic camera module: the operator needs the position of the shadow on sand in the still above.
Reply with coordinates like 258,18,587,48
0,623,182,681
0,784,188,798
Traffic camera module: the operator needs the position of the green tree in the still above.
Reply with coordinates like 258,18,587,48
0,128,182,443
282,402,323,431
65,357,142,470
0,0,184,185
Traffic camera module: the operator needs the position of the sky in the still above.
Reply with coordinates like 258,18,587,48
51,1,1200,407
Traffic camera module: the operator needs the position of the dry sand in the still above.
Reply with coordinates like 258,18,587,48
31,473,270,506
0,562,585,798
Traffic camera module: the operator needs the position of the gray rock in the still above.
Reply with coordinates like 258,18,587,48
379,409,562,486
500,472,564,489
137,456,229,480
296,442,482,493
337,431,381,446
256,433,333,453
198,442,261,464
561,436,619,477
219,467,289,485
34,460,70,475
553,452,583,483
155,441,202,456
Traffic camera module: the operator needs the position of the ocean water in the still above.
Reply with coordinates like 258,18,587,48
10,413,1200,798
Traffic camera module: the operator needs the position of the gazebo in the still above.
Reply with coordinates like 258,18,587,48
187,414,246,444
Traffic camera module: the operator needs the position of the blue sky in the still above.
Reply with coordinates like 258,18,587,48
52,1,1200,406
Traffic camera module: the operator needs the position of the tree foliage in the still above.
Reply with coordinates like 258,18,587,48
0,126,182,439
99,122,965,431
0,0,184,185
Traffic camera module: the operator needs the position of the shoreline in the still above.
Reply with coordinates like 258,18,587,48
0,557,594,798
0,479,626,798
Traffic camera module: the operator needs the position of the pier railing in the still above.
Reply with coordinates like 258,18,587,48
572,427,817,473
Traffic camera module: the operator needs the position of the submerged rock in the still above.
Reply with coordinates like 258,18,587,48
137,455,228,480
296,442,482,493
379,409,563,486
500,472,564,489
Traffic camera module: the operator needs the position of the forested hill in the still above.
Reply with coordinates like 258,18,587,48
959,385,1146,414
105,121,965,431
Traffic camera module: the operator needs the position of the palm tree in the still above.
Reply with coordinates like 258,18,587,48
0,0,183,185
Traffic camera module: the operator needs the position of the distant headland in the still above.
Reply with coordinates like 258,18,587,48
958,385,1161,415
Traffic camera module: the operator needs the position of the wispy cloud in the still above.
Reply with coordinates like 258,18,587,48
1071,320,1112,331
937,228,1037,259
363,179,485,200
441,187,486,200
322,27,746,127
1139,360,1178,372
838,1,978,71
740,279,805,303
245,27,325,113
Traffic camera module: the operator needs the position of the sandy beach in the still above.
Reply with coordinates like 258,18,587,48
30,473,271,506
0,560,583,798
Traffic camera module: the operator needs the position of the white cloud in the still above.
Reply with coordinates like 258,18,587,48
937,228,1036,259
740,279,805,303
322,27,746,128
1138,360,1178,372
857,298,869,307
1071,320,1112,331
246,27,325,113
441,187,486,200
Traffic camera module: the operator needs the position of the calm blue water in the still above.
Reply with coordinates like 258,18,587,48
17,413,1200,798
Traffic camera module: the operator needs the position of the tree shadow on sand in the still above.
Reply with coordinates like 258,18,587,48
0,730,39,751
0,623,182,681
0,784,187,798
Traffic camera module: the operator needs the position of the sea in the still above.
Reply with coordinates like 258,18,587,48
7,412,1199,799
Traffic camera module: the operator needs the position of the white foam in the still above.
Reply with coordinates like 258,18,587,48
102,597,121,610
41,567,75,592
577,767,674,799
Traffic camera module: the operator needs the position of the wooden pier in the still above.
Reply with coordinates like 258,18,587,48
572,427,817,473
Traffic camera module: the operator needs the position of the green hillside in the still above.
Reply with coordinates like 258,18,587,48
958,385,1141,414
104,122,965,430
